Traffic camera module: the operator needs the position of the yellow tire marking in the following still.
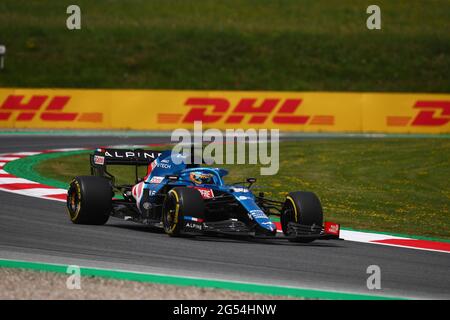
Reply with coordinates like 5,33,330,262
167,189,180,234
286,196,300,223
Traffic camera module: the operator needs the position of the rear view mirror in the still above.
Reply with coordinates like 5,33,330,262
247,178,256,184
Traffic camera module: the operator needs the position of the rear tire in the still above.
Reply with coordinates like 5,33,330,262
281,191,323,243
67,176,112,225
162,187,204,237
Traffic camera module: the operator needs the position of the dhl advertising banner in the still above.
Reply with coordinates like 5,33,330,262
0,88,449,133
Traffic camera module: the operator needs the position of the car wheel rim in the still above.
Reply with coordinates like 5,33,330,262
67,187,79,218
164,196,177,231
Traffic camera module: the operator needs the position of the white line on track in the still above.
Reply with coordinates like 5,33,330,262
0,178,40,185
11,188,67,197
0,157,21,161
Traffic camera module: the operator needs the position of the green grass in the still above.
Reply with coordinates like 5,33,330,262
35,139,450,239
0,0,449,91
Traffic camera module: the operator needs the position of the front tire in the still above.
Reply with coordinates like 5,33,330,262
162,187,204,237
67,176,112,225
281,191,323,243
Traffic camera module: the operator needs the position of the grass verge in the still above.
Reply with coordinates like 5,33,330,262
0,0,449,91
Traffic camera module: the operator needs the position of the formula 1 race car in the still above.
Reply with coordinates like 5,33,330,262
66,147,340,243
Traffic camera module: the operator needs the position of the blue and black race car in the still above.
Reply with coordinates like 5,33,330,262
66,147,340,243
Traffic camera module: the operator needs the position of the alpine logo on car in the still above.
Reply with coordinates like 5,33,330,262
185,222,203,231
104,150,159,160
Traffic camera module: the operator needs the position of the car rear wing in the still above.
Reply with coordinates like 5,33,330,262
91,148,162,166
90,148,163,184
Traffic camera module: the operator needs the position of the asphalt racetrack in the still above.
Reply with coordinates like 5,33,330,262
0,135,449,299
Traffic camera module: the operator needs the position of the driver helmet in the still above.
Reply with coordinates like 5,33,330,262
190,172,214,185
